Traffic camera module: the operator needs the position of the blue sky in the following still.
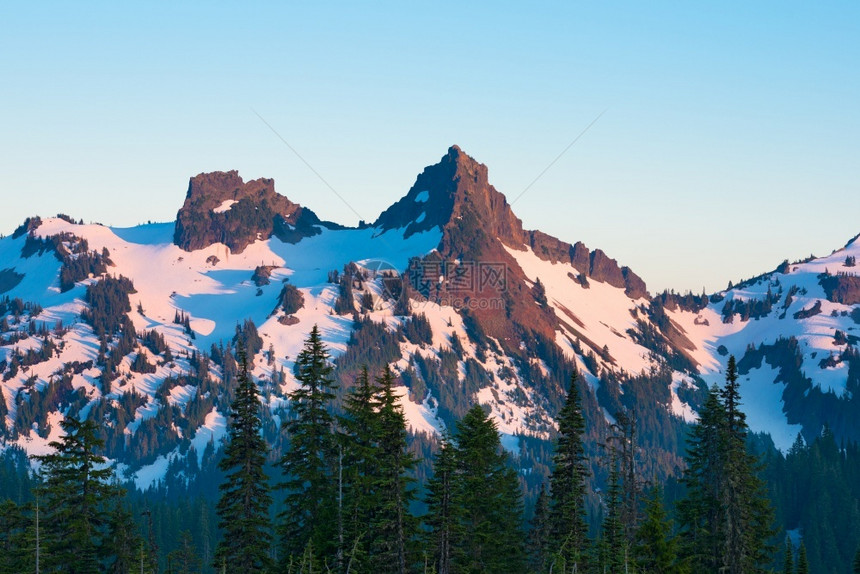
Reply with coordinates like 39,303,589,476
1,2,858,293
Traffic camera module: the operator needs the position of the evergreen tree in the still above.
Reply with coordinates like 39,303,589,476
168,531,201,574
600,447,625,573
782,537,794,574
105,496,141,574
720,355,775,573
635,486,687,574
0,499,31,573
454,404,526,573
526,485,550,572
796,541,808,574
214,346,272,572
853,546,860,574
424,433,460,574
678,356,775,574
547,372,590,571
677,384,727,571
278,325,339,564
33,416,120,574
339,366,379,570
370,365,417,573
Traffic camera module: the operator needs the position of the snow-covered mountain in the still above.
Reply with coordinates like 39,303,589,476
1,145,857,488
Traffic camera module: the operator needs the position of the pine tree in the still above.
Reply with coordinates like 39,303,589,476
526,485,550,572
278,325,339,563
370,365,417,573
601,447,625,573
796,541,808,574
214,345,272,572
635,486,687,574
105,495,141,574
548,372,590,571
339,366,379,570
720,355,775,573
678,356,775,574
782,537,794,574
32,416,119,574
424,433,460,574
168,531,201,574
454,404,526,573
678,384,727,571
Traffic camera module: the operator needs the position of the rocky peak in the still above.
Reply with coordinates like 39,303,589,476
377,146,649,299
173,170,322,253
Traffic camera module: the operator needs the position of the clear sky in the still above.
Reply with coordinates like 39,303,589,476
1,2,858,294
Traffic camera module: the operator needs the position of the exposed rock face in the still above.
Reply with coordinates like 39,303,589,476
376,145,649,298
379,146,651,352
173,171,323,253
821,275,860,305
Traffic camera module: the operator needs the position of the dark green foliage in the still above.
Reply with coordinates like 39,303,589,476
453,405,526,573
334,273,355,315
526,485,550,572
278,325,339,563
548,372,590,569
853,547,860,574
532,277,548,307
81,275,135,337
796,541,808,574
402,313,433,346
371,366,418,573
105,497,142,573
233,318,263,359
214,347,272,572
168,531,201,574
278,282,305,315
721,288,780,322
678,356,774,574
423,434,460,574
0,498,33,573
782,537,794,574
339,366,379,570
131,350,156,373
32,417,125,573
635,486,687,573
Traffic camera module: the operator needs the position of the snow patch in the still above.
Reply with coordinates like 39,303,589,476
213,200,237,214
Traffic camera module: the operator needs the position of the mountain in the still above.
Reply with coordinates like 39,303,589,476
0,146,857,492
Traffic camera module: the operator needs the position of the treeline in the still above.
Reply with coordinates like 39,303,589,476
3,326,860,573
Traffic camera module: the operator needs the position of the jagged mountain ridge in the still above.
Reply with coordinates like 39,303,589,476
0,146,857,491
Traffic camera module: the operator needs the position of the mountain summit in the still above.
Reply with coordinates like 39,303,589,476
173,170,327,253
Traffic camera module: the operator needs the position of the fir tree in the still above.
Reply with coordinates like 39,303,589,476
105,496,141,574
339,366,379,570
782,537,794,574
548,372,590,570
796,541,808,574
454,404,526,573
720,355,775,573
168,531,201,574
32,417,120,574
677,384,727,571
600,447,625,573
424,433,460,574
678,356,775,574
635,486,687,574
214,345,272,572
278,325,339,563
526,485,550,572
370,365,417,573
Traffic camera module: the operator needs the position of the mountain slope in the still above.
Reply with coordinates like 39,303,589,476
0,146,856,491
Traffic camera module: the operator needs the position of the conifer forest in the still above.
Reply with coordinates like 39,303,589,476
0,326,858,573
